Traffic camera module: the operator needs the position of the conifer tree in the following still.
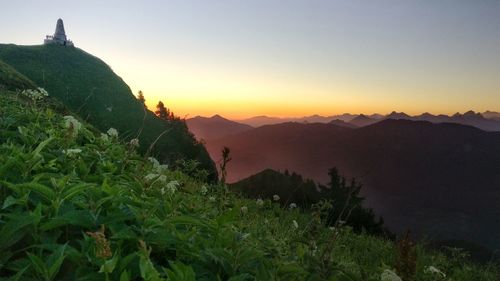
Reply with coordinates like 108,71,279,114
137,90,146,106
155,101,169,120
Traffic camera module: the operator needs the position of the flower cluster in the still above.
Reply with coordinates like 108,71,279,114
273,194,280,201
21,87,49,101
289,203,297,209
106,128,118,137
380,269,402,281
129,138,139,147
256,199,264,207
425,266,446,277
62,148,82,156
63,115,82,134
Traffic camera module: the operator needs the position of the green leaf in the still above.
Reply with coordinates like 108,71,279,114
2,196,17,209
120,270,131,281
0,213,37,250
99,254,119,274
27,253,48,280
165,261,196,281
47,244,67,281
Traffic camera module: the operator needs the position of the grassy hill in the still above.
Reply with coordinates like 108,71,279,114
0,44,216,180
0,59,36,90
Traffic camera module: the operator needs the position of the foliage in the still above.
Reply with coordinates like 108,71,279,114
0,59,36,91
0,90,498,280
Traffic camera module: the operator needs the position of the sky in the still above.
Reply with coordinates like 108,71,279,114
1,0,500,119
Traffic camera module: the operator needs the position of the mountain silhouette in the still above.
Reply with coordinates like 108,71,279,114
186,114,253,141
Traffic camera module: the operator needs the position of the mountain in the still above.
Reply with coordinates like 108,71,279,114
483,110,500,120
0,59,36,90
230,169,322,207
238,113,359,127
206,120,500,250
386,111,411,120
348,114,379,127
186,114,253,141
329,119,358,128
0,44,217,179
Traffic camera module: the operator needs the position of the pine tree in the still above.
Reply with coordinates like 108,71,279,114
137,90,146,106
155,101,169,120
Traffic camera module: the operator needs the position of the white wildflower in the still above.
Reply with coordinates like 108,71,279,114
165,180,179,194
21,87,49,101
329,226,336,231
157,175,167,183
148,157,160,167
241,233,251,240
292,220,299,229
200,185,208,195
107,128,118,137
63,115,82,133
240,206,248,214
272,194,280,201
129,138,139,147
425,266,446,277
256,199,264,207
100,133,109,141
380,269,402,281
62,148,82,156
338,220,346,226
289,203,297,209
144,173,159,182
161,187,165,195
208,196,216,202
156,164,168,173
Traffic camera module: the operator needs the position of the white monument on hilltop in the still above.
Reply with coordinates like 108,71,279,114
44,18,74,47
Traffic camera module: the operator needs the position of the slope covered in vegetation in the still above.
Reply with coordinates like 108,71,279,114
0,44,216,180
0,59,36,91
0,89,498,280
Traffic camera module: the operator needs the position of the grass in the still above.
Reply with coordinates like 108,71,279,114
0,59,36,91
0,89,499,280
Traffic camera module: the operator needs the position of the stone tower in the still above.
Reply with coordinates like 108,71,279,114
44,18,74,47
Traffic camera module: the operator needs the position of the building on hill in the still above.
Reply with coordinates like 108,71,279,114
44,18,74,47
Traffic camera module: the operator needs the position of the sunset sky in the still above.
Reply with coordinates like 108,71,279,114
1,0,499,119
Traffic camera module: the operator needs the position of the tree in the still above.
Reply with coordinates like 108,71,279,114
155,101,169,120
219,146,232,184
137,90,146,106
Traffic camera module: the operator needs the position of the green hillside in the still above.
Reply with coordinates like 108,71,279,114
0,59,36,90
0,44,216,180
0,88,498,280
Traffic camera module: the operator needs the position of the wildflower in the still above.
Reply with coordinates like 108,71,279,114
241,233,251,240
100,133,109,141
63,148,82,156
208,196,216,202
63,115,82,133
107,127,118,137
21,87,49,101
289,203,297,209
144,173,159,182
329,226,336,231
425,266,446,277
240,206,248,214
157,175,167,183
148,157,160,166
338,220,346,226
165,180,179,194
273,194,280,201
129,138,139,147
380,269,402,281
200,185,208,195
156,164,168,173
292,220,299,229
256,199,264,207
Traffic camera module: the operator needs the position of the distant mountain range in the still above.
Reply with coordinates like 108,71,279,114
204,119,500,251
229,111,500,132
